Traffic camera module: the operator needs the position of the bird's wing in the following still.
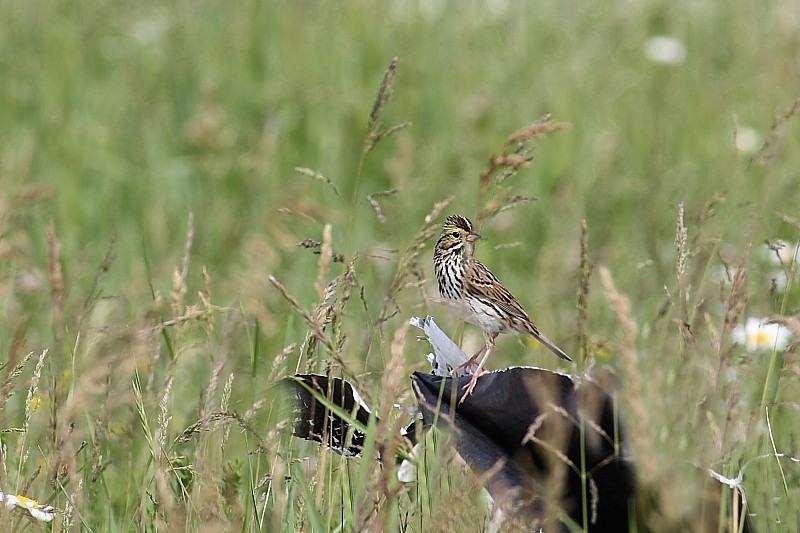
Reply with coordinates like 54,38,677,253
465,259,532,324
466,259,572,362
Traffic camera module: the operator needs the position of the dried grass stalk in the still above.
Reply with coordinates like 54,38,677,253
576,219,592,362
367,189,399,224
478,115,570,198
365,57,409,153
750,96,800,167
598,266,655,481
46,221,65,349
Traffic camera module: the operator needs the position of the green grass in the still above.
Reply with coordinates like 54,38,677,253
1,0,799,530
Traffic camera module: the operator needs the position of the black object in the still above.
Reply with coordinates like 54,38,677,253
284,369,752,532
412,369,634,530
284,368,632,530
285,374,374,456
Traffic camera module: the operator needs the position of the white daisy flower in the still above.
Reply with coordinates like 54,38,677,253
731,318,792,352
0,491,56,522
763,240,800,266
644,36,687,65
734,126,761,154
129,14,168,46
768,269,790,293
485,0,510,18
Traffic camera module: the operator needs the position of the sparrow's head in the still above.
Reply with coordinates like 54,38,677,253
435,215,482,257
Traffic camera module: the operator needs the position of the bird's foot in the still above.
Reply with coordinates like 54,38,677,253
452,355,479,374
451,346,486,375
459,368,489,404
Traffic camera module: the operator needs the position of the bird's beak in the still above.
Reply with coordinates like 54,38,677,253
466,232,482,243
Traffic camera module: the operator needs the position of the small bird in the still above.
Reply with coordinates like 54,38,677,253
433,215,572,397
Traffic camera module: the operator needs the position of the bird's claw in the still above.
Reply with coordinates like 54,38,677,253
450,355,479,376
458,368,489,404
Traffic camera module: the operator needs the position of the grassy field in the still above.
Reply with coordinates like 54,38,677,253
1,0,799,530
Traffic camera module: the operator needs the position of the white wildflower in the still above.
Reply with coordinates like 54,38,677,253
485,0,510,18
731,318,792,352
763,240,800,266
129,14,168,46
0,491,56,522
645,36,687,65
768,269,789,293
734,126,760,154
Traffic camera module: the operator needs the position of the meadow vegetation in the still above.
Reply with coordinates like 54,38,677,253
1,0,799,531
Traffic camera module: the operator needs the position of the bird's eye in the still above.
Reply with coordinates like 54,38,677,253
451,231,460,238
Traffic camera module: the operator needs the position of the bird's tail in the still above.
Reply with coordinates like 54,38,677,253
527,328,572,362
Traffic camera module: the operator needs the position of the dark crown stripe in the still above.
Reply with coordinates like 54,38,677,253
444,215,474,232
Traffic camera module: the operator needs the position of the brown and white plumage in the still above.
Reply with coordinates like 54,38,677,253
434,215,572,372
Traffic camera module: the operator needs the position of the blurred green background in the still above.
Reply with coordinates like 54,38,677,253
1,0,798,530
4,0,799,315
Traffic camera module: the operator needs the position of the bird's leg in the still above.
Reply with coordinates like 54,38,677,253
459,357,490,402
473,339,494,371
453,331,497,373
459,333,496,403
452,344,486,374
